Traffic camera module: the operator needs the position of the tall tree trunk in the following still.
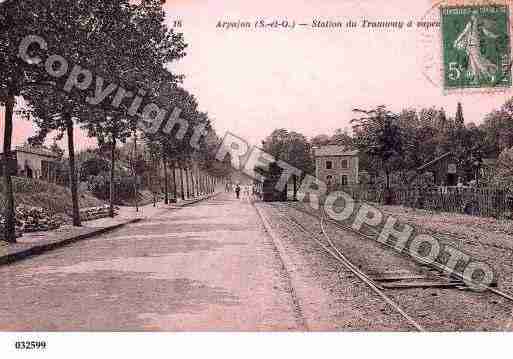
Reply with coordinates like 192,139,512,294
179,164,185,200
65,114,81,226
196,168,200,196
495,132,500,158
163,153,169,205
293,174,298,201
190,170,195,197
2,93,16,242
171,160,177,203
185,166,190,198
133,133,139,212
190,169,195,197
191,169,195,196
384,168,391,205
152,154,157,207
109,137,116,218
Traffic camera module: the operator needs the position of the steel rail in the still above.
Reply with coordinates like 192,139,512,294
270,204,425,331
283,203,513,303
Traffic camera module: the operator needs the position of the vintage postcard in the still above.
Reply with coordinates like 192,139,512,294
1,0,513,357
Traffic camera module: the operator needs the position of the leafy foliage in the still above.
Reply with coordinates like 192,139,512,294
352,106,405,190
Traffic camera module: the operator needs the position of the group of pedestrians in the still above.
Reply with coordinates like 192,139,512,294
225,182,259,201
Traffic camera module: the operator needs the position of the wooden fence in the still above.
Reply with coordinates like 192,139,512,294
338,185,513,219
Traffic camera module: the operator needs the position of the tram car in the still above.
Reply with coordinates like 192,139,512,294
260,163,287,202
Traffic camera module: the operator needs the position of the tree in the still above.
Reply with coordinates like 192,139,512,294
143,137,163,204
285,132,313,200
310,134,331,148
482,100,513,157
352,106,404,204
331,128,353,148
1,0,44,241
1,0,101,236
2,0,193,231
455,102,464,128
147,82,210,202
494,147,513,188
80,0,186,214
23,86,98,226
20,1,168,223
49,140,64,159
263,129,313,200
196,129,232,180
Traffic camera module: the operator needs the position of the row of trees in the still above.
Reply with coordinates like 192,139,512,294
262,100,513,201
351,102,513,191
1,0,230,243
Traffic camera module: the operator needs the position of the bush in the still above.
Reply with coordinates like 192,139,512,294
88,174,137,204
80,158,110,181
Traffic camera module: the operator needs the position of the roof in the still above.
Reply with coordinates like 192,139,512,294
417,152,454,172
15,144,60,158
314,145,359,157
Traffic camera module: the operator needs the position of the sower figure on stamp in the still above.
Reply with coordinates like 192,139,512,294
454,10,499,81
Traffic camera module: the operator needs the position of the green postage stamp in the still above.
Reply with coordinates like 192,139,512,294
441,5,511,89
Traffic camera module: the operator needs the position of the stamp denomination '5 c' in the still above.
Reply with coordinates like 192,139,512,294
441,4,511,89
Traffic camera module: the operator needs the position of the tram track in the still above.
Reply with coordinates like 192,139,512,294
259,202,513,331
305,204,513,303
256,202,425,331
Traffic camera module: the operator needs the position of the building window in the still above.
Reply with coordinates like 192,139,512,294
341,175,348,186
341,159,348,169
326,175,333,185
326,160,332,169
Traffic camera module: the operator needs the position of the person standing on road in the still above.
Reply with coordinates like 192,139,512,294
250,185,256,202
235,184,241,199
244,185,251,201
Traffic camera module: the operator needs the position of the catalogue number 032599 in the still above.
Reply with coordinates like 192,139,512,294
14,341,47,350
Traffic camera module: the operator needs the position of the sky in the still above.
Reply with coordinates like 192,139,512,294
2,0,513,150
